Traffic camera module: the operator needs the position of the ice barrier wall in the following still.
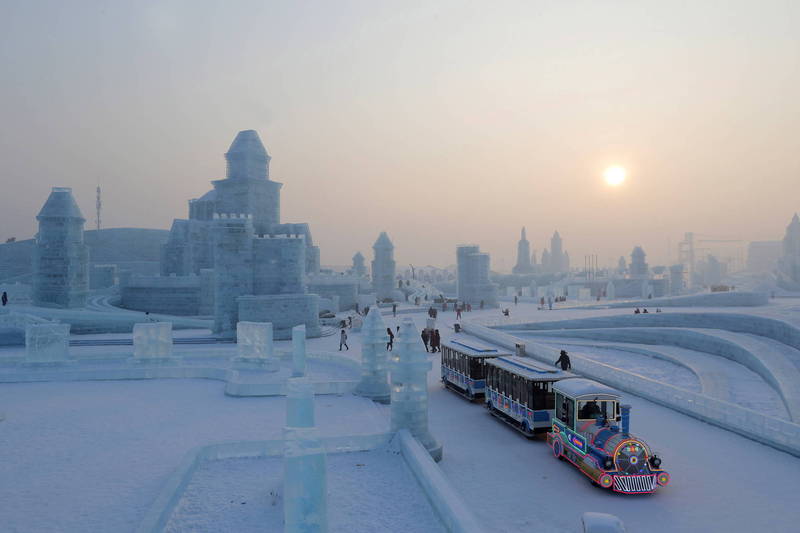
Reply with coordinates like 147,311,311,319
462,321,800,457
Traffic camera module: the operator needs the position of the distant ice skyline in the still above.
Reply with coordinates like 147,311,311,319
1,1,799,270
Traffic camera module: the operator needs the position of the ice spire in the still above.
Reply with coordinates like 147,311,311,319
225,130,271,180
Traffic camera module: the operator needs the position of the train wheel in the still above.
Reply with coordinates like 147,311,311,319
552,439,562,459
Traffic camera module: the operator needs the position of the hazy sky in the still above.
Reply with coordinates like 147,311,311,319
1,1,799,270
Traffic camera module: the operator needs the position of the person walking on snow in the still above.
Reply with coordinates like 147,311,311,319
421,329,430,352
339,329,349,351
392,303,397,317
555,350,571,370
386,327,394,351
431,329,441,353
456,307,462,320
1,291,7,307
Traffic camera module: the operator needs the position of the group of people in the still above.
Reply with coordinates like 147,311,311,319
633,307,661,314
421,328,441,353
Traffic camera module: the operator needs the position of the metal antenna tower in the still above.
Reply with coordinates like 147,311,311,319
95,185,102,232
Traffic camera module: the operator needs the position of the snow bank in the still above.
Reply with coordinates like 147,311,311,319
605,291,768,308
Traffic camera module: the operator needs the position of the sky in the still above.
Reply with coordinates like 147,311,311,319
1,0,799,271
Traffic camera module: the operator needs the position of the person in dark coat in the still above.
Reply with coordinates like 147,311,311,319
555,350,571,370
1,291,7,306
339,329,349,351
421,329,430,352
386,327,394,351
392,303,397,317
431,329,441,353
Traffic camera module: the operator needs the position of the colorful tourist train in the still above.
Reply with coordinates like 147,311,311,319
440,344,670,494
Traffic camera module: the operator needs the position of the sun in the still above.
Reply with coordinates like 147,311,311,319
604,166,626,186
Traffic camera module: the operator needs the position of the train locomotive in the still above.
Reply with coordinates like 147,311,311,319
547,378,670,494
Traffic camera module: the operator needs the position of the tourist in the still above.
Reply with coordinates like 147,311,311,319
656,308,662,313
386,327,394,351
466,303,472,312
480,300,485,310
540,296,545,310
634,308,641,314
555,350,572,370
392,303,397,317
548,296,553,310
339,329,349,351
502,308,510,317
348,316,353,327
1,291,7,306
456,307,462,320
421,329,430,352
514,295,518,305
643,308,649,314
431,329,441,353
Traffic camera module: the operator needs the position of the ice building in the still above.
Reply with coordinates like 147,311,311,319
541,231,569,273
137,130,321,337
512,227,535,274
351,251,367,277
629,246,649,278
456,245,498,307
160,130,320,277
371,232,396,301
32,188,89,308
778,214,800,286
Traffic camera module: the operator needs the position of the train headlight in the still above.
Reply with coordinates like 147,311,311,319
649,456,662,468
599,474,614,488
603,457,614,470
657,472,670,486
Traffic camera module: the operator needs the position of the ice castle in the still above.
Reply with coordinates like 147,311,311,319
158,130,321,338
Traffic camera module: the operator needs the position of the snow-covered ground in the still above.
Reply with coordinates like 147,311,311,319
164,448,445,533
2,301,800,531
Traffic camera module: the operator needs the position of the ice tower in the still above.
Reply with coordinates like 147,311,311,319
390,317,442,461
371,232,396,301
512,227,535,274
352,251,367,277
33,187,89,308
779,214,800,285
354,307,391,403
456,244,498,307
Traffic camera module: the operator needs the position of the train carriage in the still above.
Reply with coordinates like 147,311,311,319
440,340,512,400
484,356,574,436
547,378,670,494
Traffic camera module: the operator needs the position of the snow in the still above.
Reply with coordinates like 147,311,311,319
163,447,445,533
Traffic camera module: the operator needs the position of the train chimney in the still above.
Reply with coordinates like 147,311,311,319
620,404,631,434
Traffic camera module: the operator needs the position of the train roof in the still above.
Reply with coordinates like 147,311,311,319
486,356,574,381
442,339,513,358
553,378,620,400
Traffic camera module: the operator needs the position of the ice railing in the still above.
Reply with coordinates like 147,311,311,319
461,321,800,457
212,213,252,219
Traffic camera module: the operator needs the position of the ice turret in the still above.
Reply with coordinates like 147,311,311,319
225,129,271,180
355,307,391,403
371,232,396,300
33,187,89,308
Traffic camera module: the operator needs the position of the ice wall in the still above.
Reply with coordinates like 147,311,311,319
236,321,277,370
133,322,173,360
24,323,70,364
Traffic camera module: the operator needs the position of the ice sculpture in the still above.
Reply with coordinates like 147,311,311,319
284,376,327,532
390,317,443,461
132,322,173,360
286,378,315,428
235,321,278,370
582,512,626,533
24,323,70,364
354,307,391,403
292,324,306,377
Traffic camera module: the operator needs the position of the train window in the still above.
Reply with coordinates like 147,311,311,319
578,399,614,423
555,393,574,427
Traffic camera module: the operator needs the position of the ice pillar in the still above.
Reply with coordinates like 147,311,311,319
390,317,443,461
292,324,306,377
284,375,327,533
354,307,391,403
286,378,315,428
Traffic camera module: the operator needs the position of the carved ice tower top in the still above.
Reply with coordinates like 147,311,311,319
225,129,271,180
